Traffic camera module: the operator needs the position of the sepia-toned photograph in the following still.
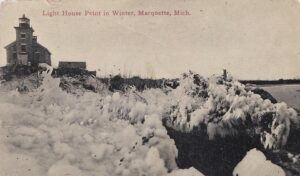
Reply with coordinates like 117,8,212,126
0,0,299,175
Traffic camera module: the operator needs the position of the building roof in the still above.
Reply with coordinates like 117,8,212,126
58,61,87,69
4,41,16,49
4,41,51,54
36,42,51,54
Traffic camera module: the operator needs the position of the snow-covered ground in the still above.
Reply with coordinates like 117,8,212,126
233,148,285,176
0,68,298,176
0,70,202,176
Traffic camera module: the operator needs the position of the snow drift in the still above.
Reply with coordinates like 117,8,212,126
0,67,201,176
0,66,298,175
233,148,285,176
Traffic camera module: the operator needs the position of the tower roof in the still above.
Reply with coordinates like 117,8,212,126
19,14,29,20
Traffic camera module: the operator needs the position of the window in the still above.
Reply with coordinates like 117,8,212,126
21,44,26,52
20,33,26,39
11,46,16,51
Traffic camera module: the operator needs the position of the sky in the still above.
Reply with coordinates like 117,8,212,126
0,0,300,79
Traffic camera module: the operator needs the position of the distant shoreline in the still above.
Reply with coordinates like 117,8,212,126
240,79,300,85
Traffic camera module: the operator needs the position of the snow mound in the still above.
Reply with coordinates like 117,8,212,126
167,167,204,176
233,148,285,176
0,66,202,176
165,71,299,149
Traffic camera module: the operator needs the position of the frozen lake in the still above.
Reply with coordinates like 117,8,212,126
260,84,300,111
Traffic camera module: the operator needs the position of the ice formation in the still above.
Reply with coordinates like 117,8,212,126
0,66,298,175
233,148,285,176
0,68,200,176
165,71,298,149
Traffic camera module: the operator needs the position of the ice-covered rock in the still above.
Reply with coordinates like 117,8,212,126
233,148,285,176
165,71,299,149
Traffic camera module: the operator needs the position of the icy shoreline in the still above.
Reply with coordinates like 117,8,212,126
0,68,299,175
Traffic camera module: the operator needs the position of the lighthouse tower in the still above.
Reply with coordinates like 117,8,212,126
4,14,51,72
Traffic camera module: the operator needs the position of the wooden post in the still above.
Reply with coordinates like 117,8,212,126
223,69,227,80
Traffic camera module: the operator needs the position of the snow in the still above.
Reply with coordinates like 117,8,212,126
47,160,83,176
0,67,199,176
165,72,299,149
0,127,44,176
233,148,285,176
0,66,298,175
167,167,204,176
